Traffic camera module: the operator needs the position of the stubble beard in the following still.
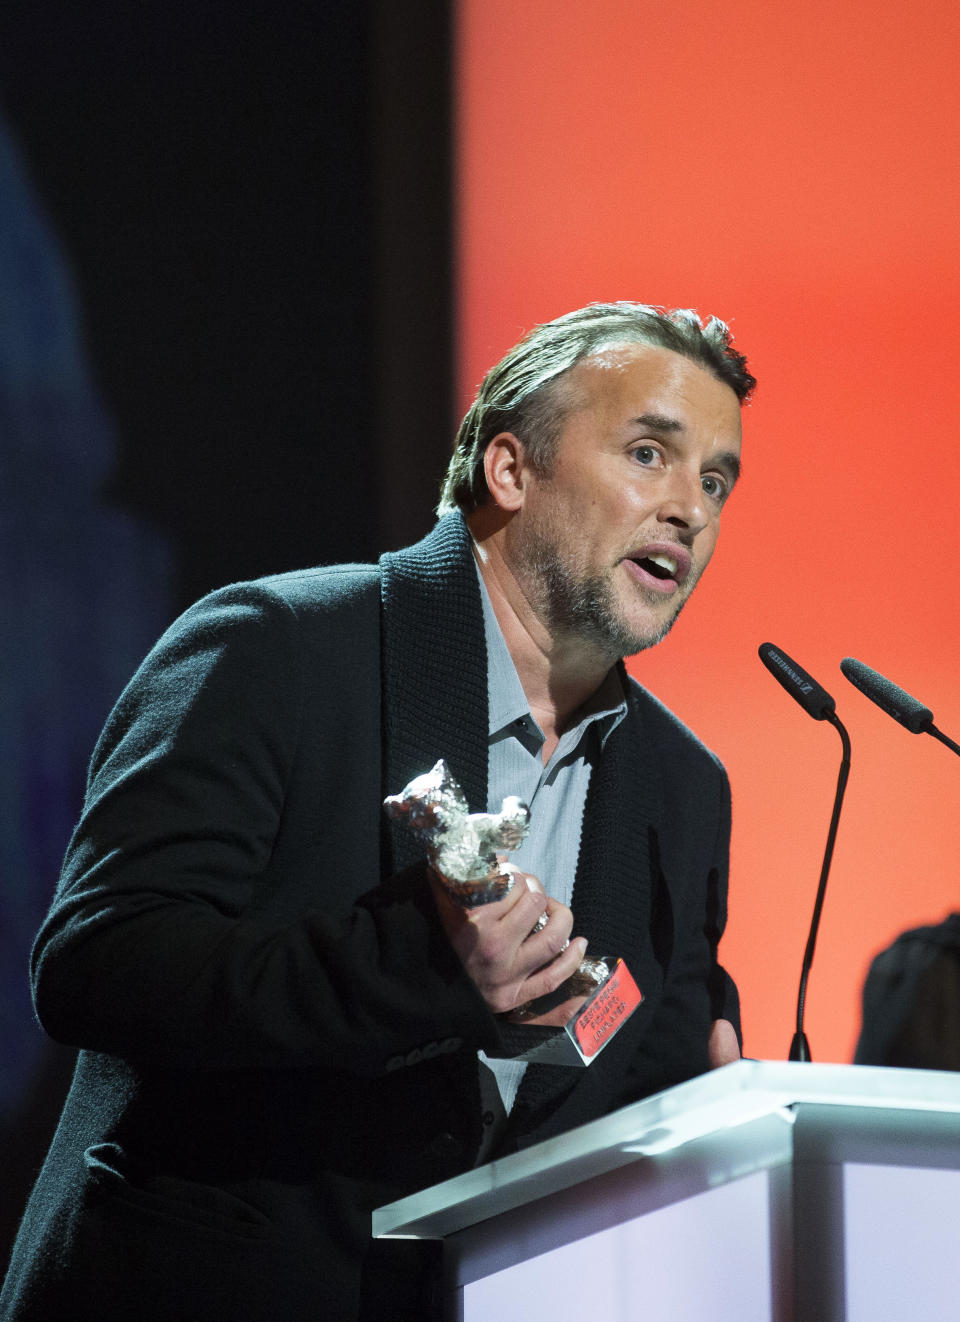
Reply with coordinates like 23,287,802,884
518,528,689,661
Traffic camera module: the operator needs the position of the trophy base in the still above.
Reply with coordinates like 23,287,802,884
512,959,643,1067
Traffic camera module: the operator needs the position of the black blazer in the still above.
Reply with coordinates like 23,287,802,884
2,514,738,1320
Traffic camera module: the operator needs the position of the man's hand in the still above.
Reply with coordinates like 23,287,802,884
708,1017,741,1068
429,864,588,1019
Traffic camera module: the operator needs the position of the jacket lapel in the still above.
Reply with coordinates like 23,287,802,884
570,674,663,972
379,513,489,878
377,514,492,1157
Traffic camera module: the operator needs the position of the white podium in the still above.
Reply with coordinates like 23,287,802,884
374,1061,960,1321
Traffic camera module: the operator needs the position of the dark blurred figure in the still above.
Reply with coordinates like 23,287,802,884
855,915,960,1071
0,112,172,1274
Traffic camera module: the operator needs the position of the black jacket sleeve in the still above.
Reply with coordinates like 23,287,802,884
31,576,500,1075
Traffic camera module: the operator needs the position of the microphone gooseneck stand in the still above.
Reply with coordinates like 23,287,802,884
758,643,852,1062
788,711,850,1062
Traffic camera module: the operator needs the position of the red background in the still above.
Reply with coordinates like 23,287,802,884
456,0,960,1062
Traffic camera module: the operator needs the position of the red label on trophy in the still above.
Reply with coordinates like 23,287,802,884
570,960,643,1060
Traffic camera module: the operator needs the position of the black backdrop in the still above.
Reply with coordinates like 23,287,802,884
0,0,453,1270
0,0,453,607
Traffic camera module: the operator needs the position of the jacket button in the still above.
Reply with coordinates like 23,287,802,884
428,1132,461,1159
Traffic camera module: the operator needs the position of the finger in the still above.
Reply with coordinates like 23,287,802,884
429,862,526,920
515,934,587,1005
494,863,545,902
511,895,573,960
708,1018,741,1068
483,870,549,936
504,864,544,895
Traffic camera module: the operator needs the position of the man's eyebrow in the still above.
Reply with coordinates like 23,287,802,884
630,412,684,432
711,451,742,485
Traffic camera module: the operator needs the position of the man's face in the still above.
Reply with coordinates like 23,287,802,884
504,342,743,659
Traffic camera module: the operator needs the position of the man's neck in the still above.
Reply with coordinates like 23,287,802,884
469,509,614,758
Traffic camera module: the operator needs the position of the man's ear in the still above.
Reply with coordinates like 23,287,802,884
482,432,529,512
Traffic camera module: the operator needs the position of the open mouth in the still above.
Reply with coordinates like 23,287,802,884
637,554,676,581
624,546,691,592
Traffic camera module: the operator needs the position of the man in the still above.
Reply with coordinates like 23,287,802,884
2,302,753,1320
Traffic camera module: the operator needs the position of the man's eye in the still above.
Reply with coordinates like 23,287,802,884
701,474,727,501
632,445,658,466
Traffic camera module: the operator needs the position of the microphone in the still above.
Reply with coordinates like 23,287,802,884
759,643,836,720
758,643,852,1063
840,658,932,733
841,658,960,758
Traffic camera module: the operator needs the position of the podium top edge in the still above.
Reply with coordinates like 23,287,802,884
373,1060,960,1240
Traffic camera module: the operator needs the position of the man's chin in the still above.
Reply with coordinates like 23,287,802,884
619,617,677,658
577,610,677,663
614,593,687,657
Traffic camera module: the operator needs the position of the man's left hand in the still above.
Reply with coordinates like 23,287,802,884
708,1018,740,1068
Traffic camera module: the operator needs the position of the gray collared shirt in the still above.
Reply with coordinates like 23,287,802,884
474,563,627,1161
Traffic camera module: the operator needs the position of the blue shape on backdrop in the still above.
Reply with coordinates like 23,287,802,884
0,119,172,1119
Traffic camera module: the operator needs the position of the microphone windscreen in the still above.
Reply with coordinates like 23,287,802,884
840,658,933,734
758,643,836,721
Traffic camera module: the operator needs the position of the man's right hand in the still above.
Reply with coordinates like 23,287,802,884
429,864,588,1018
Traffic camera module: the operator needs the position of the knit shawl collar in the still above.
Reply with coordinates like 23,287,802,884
380,512,666,1133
